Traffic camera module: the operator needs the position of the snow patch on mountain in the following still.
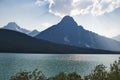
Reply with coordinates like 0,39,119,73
85,44,90,48
64,36,70,43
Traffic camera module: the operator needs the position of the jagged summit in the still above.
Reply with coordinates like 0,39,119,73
7,22,17,24
8,22,16,24
58,15,78,27
5,22,19,29
62,16,74,21
2,22,30,34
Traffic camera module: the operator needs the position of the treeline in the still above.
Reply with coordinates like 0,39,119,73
9,57,120,80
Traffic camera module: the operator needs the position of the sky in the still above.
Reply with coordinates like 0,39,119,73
0,0,120,38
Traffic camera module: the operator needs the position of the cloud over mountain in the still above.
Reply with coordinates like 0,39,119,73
36,0,120,17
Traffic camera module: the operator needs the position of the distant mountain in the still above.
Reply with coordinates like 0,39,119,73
36,16,120,51
2,22,30,34
28,29,39,37
0,29,119,53
112,35,120,41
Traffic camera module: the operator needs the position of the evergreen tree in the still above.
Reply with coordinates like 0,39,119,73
109,57,120,80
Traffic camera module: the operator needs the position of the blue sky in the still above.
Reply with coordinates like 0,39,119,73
0,0,120,38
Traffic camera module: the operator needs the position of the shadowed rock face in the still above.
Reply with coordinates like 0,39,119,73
36,16,120,51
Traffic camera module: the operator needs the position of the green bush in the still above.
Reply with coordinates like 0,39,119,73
9,69,47,80
84,64,108,80
48,72,82,80
67,72,82,80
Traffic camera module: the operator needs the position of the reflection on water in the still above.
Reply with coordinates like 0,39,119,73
0,53,119,80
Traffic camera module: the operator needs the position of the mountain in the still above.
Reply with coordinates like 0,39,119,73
2,22,30,34
0,29,119,53
112,35,120,41
36,16,120,51
28,29,39,37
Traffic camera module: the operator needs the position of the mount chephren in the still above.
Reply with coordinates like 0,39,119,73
35,16,120,51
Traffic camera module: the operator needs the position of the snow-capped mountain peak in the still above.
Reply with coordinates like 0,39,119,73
4,22,20,30
2,22,30,34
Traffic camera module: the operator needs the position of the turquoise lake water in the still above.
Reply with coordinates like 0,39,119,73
0,53,119,80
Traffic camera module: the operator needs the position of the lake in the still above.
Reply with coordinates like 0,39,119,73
0,53,119,80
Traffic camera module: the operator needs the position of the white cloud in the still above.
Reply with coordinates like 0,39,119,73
35,0,47,6
40,23,52,31
36,0,120,17
42,23,51,27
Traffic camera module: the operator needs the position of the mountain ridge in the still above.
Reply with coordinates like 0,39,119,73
0,29,119,54
1,22,40,37
1,16,120,52
36,16,120,51
2,22,30,34
28,29,39,37
112,35,120,41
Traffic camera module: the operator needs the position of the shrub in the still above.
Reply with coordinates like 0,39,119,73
9,69,47,80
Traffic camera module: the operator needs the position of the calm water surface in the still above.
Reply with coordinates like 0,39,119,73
0,53,119,80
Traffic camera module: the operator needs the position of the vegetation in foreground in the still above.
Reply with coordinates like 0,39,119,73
9,57,120,80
